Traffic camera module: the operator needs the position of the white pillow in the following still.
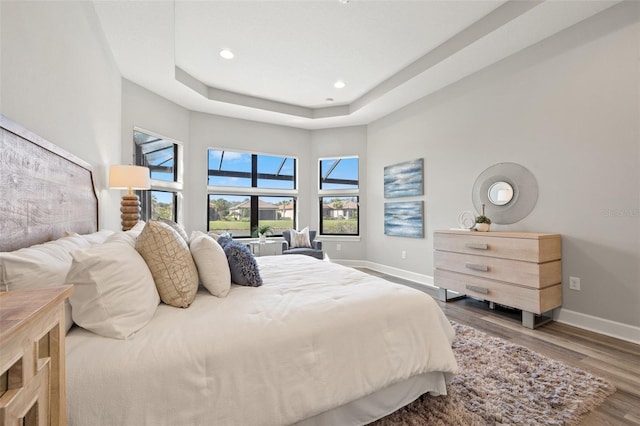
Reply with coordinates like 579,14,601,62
67,239,160,339
0,234,91,333
189,230,222,244
189,230,207,245
102,222,148,247
289,227,311,248
105,231,136,247
127,220,146,239
189,233,231,297
158,218,189,243
65,230,114,245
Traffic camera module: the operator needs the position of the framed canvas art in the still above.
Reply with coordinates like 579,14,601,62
384,159,423,199
384,201,424,238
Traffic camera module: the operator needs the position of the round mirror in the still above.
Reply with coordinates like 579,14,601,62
472,162,538,224
488,181,513,206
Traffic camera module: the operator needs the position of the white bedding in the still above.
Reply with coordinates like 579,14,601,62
66,255,457,426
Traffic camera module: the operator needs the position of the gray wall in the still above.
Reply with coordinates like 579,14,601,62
121,80,190,166
121,79,191,229
188,112,312,234
122,82,311,233
366,3,640,328
4,1,636,331
311,126,368,261
123,80,311,234
121,82,369,259
1,0,122,231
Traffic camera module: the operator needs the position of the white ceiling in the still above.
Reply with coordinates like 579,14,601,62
93,0,620,130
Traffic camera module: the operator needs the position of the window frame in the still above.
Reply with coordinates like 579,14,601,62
318,156,360,236
134,128,184,223
207,148,298,238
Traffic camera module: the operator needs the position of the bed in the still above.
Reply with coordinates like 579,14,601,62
0,115,457,426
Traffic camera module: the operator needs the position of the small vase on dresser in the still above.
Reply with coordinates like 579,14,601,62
475,223,490,232
434,230,562,329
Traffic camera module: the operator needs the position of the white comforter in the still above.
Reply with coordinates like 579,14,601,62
66,255,457,426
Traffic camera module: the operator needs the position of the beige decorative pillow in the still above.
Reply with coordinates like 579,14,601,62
289,227,311,248
136,221,199,308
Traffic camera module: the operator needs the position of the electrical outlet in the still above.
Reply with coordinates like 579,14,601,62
401,250,407,259
336,244,342,251
569,276,581,291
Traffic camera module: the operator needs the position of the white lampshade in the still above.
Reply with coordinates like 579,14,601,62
109,165,151,193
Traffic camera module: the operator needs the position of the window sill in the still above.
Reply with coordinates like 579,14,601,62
317,235,361,242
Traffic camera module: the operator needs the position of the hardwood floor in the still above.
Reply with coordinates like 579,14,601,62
360,269,640,425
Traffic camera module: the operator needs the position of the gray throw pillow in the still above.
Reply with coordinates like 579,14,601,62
224,241,262,287
217,234,233,249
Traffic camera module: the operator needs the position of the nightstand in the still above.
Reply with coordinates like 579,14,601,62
0,286,73,426
248,240,280,256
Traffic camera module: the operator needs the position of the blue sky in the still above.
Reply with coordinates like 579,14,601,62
208,149,296,189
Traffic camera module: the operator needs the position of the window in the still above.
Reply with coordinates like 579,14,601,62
207,149,296,237
149,190,177,221
134,130,182,222
319,157,359,236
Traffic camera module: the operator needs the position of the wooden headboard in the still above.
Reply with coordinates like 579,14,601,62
0,115,99,252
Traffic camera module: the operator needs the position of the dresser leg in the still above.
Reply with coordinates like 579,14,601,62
522,311,554,329
438,288,448,302
438,288,466,303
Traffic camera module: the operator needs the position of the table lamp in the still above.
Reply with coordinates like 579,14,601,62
109,165,151,231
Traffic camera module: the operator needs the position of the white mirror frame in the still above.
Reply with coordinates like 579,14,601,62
488,181,514,206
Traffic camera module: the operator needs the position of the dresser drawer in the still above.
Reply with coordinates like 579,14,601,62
435,269,562,314
434,251,561,289
434,232,561,262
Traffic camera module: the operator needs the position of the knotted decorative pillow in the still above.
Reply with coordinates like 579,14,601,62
136,221,199,308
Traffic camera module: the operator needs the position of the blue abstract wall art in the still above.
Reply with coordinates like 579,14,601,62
384,201,424,238
384,158,424,199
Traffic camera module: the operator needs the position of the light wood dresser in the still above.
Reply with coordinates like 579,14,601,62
0,286,72,426
434,230,562,328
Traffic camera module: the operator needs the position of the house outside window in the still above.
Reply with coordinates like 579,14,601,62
134,129,183,222
207,149,297,237
319,157,359,236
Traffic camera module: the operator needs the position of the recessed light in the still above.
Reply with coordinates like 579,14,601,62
219,49,234,59
339,0,350,4
334,80,346,89
325,98,334,103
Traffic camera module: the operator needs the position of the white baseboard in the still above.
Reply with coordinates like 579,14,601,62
332,259,437,288
332,259,640,345
554,309,640,345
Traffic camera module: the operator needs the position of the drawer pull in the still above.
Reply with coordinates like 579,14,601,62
466,284,489,294
465,243,488,250
465,263,488,272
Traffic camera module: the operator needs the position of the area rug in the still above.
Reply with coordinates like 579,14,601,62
371,322,616,426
